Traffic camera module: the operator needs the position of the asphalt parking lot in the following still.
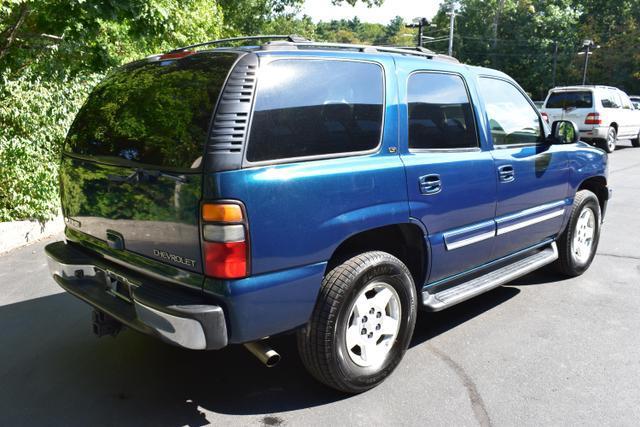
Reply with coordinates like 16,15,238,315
1,142,639,427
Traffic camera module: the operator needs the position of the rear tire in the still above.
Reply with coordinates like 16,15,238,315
631,130,640,147
597,127,617,153
555,190,601,277
297,251,417,393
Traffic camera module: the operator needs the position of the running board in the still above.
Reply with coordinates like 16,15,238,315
422,242,558,312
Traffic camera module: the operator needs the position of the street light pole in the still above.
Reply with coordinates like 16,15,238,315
551,40,558,87
405,18,429,48
447,5,457,56
582,43,591,85
579,39,598,85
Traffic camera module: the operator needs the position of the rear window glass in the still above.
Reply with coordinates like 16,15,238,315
246,59,384,162
65,52,239,170
545,91,593,109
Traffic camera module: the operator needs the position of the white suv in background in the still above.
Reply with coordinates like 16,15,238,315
541,85,640,152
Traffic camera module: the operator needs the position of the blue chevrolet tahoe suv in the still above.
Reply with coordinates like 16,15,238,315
45,36,610,393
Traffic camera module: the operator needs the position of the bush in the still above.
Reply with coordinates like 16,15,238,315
0,70,102,221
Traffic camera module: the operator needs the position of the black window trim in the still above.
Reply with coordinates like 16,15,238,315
479,75,547,149
407,70,482,153
241,56,386,167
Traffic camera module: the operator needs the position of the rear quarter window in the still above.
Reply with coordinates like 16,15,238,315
545,91,593,109
600,90,622,108
246,59,384,163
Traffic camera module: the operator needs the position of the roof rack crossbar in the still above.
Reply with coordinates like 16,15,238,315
291,42,378,53
170,34,310,53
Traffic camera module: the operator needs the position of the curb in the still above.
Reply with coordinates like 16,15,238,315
0,216,64,255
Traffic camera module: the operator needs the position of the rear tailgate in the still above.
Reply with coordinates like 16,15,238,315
61,51,240,274
542,90,594,130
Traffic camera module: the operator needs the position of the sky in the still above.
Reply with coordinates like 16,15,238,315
299,0,444,25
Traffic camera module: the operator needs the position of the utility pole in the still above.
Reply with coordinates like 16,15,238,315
551,41,558,87
447,4,457,56
405,18,429,48
578,39,598,85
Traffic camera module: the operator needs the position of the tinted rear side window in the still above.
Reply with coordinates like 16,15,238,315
545,91,593,109
246,60,384,162
408,73,478,149
65,52,239,170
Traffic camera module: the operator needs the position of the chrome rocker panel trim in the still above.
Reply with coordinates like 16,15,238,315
423,242,559,311
444,200,567,251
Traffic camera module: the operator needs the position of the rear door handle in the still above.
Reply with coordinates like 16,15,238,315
498,165,515,183
419,174,442,195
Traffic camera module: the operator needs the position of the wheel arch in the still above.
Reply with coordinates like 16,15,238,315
326,223,429,291
577,175,608,215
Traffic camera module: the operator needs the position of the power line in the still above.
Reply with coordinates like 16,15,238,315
420,36,454,44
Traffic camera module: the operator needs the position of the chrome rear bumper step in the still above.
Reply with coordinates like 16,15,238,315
422,242,558,312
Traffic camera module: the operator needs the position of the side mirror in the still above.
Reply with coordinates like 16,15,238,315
550,120,579,144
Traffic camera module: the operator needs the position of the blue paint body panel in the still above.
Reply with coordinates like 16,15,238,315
205,262,327,343
199,50,609,343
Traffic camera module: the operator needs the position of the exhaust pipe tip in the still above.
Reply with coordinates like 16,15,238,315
244,341,281,368
264,351,281,368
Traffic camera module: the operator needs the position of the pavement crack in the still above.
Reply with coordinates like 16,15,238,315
598,252,640,261
428,344,492,427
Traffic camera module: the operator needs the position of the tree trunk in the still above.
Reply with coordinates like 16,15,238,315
0,3,31,61
491,0,506,66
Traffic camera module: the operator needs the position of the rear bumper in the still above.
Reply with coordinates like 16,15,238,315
45,241,227,350
580,126,608,140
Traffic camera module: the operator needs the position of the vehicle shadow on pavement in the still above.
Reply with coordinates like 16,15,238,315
411,286,521,348
411,266,574,347
0,293,342,426
506,266,573,286
0,273,560,426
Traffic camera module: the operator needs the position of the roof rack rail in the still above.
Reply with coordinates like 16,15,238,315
167,36,459,63
268,41,459,63
169,34,310,53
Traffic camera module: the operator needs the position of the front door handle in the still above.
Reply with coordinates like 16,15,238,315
498,165,515,183
419,174,442,195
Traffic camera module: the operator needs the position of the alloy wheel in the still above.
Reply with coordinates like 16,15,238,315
345,281,402,368
571,207,596,265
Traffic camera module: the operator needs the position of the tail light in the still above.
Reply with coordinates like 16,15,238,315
585,113,602,125
201,202,248,279
541,112,549,123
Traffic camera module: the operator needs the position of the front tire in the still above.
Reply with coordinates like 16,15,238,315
297,251,417,393
597,127,617,153
555,190,601,276
631,130,640,147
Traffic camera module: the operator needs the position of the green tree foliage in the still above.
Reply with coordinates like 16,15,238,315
1,0,225,221
430,0,640,99
0,69,102,220
315,16,413,45
0,0,224,74
218,0,304,35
